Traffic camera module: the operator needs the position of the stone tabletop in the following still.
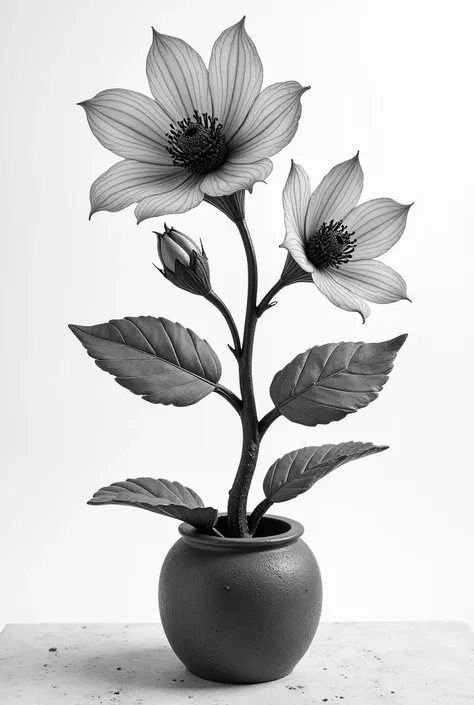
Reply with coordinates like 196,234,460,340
1,622,473,704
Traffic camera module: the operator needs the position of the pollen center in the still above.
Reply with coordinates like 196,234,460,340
166,111,227,174
305,220,357,269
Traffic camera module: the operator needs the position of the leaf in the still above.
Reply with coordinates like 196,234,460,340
269,335,407,427
69,316,221,407
264,441,389,502
88,477,218,531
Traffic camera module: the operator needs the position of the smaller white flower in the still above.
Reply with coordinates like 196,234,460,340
281,154,412,322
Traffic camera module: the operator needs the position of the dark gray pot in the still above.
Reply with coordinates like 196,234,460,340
158,514,322,684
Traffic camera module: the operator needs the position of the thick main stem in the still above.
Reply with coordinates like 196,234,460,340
227,218,260,538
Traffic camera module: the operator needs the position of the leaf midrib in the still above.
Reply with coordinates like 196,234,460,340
270,447,382,497
77,327,216,388
275,340,395,412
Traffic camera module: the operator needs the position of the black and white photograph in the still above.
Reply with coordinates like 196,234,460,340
1,0,473,702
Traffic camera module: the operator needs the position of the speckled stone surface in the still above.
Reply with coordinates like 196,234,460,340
1,622,473,704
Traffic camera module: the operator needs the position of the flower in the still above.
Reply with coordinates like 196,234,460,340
80,19,309,223
280,154,412,322
155,225,211,296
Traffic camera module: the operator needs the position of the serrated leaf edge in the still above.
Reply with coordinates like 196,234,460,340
69,316,221,389
272,336,407,413
264,442,389,501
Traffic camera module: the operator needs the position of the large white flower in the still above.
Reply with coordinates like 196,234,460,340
281,155,412,322
80,19,309,223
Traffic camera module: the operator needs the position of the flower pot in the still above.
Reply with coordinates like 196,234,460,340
158,514,322,684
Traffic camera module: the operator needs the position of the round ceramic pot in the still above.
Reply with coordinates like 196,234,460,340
158,514,322,684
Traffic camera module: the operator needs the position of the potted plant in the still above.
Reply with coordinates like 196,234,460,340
71,18,410,684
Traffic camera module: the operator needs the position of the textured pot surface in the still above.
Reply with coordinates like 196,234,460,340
158,515,323,684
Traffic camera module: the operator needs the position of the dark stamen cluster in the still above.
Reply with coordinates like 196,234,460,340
166,110,227,174
305,219,357,269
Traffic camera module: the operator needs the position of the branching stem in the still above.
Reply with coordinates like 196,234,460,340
258,407,281,438
248,497,273,536
257,278,288,317
205,290,241,358
214,384,242,415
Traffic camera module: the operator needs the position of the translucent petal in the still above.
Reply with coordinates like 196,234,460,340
208,18,263,141
229,82,309,162
312,268,370,322
146,29,211,121
134,173,204,222
280,161,314,273
200,158,272,197
331,260,410,304
282,161,311,239
79,89,171,164
90,160,183,217
304,154,363,239
345,198,412,260
280,234,315,274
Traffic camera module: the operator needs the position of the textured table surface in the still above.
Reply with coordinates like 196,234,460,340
1,622,473,704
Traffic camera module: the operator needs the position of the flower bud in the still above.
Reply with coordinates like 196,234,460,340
155,224,212,296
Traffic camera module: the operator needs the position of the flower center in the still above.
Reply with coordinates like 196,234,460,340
166,110,227,174
305,219,357,269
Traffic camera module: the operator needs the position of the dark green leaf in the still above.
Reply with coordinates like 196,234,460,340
269,335,407,427
264,441,389,502
69,316,221,407
88,477,218,531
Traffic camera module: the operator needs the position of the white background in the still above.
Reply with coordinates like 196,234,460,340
1,0,473,631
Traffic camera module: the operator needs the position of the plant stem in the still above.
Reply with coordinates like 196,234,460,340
227,218,260,538
248,497,273,536
214,383,242,415
205,290,241,358
257,278,288,317
258,407,281,438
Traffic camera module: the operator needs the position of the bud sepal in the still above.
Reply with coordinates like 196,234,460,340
155,226,212,297
165,248,212,296
280,252,313,285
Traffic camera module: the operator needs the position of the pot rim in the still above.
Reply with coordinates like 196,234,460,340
178,513,304,551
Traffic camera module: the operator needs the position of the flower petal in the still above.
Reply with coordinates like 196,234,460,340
134,173,204,222
146,29,211,121
79,89,171,164
312,268,370,322
281,236,315,274
280,161,314,273
330,260,409,304
304,154,363,239
345,199,412,260
229,82,309,162
89,159,183,217
208,18,263,142
282,161,311,239
199,158,272,197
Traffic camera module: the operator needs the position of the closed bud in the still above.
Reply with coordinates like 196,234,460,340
155,224,212,296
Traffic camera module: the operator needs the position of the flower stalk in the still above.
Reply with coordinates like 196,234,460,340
204,290,241,359
257,279,286,318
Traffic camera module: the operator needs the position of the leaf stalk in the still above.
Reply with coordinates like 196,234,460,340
248,497,273,536
214,384,242,415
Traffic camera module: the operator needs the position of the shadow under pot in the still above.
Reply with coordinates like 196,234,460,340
158,514,323,684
